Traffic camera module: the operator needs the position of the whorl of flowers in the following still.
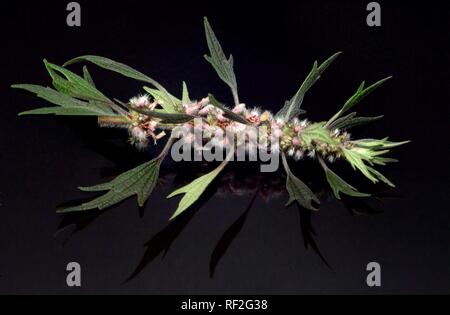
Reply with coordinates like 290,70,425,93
13,17,408,219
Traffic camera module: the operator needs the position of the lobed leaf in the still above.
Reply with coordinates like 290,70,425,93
326,76,392,126
58,159,161,213
167,151,233,219
318,158,369,199
203,17,239,105
282,154,319,211
63,55,177,112
44,60,110,103
276,52,341,121
13,84,116,116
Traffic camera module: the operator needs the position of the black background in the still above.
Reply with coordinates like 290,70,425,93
0,0,448,294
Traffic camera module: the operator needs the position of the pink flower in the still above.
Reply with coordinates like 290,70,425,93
197,97,210,108
292,137,300,146
185,104,200,115
198,105,213,116
232,103,246,114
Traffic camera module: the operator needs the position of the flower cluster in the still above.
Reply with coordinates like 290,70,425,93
124,94,352,164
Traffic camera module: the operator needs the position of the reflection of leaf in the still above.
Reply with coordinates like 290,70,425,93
209,192,256,278
57,159,161,213
282,154,319,211
168,151,232,219
203,17,239,105
208,94,249,125
318,158,369,199
13,84,116,116
63,55,177,112
276,52,341,121
326,76,392,126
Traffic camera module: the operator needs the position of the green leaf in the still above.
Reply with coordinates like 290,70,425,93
326,76,392,126
276,52,341,121
352,139,410,149
281,154,319,211
366,166,395,187
318,158,369,199
128,105,194,124
330,114,384,130
181,81,191,104
143,86,181,112
301,122,339,146
203,17,239,105
57,159,161,213
13,84,116,116
63,55,177,112
167,152,232,219
82,66,96,87
44,60,110,103
208,94,249,125
342,148,378,183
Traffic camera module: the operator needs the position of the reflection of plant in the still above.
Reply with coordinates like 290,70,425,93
13,17,408,218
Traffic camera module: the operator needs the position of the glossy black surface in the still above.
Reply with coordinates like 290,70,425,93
0,0,448,294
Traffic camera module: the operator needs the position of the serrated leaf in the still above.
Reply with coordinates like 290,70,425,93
44,60,110,103
167,153,232,219
281,154,319,211
128,105,194,124
181,81,191,104
276,52,341,121
208,94,249,125
203,17,239,105
57,159,161,213
326,76,392,126
63,55,177,112
13,84,116,116
318,158,369,199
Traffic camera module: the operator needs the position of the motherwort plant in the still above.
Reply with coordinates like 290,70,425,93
13,18,408,219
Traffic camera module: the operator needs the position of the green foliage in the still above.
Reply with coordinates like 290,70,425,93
182,81,191,104
58,159,161,213
143,86,181,112
128,105,194,124
64,55,178,113
326,76,392,126
328,112,384,130
13,84,117,116
318,158,369,199
167,154,231,219
301,122,339,146
282,154,319,211
276,52,341,121
82,66,96,87
203,17,239,105
208,94,250,125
